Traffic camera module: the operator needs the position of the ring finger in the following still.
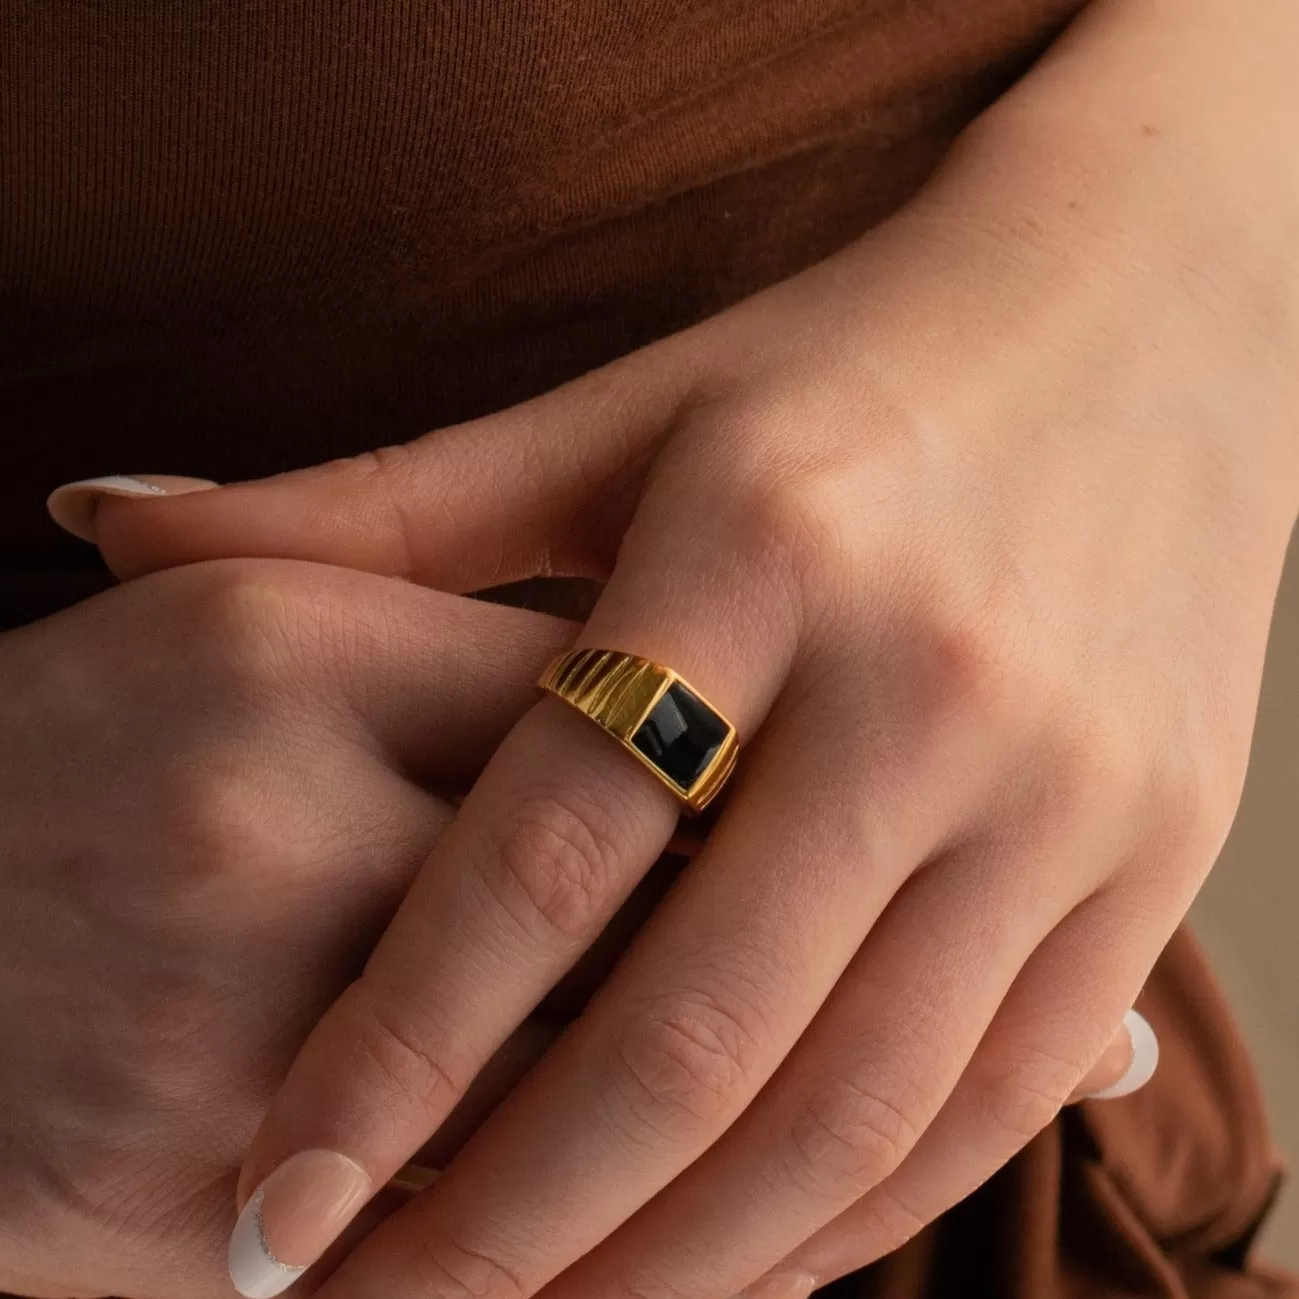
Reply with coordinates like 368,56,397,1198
226,538,803,1299
768,885,1170,1289
303,697,1013,1299
528,832,1104,1299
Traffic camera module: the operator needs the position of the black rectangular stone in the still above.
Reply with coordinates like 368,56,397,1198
631,681,728,791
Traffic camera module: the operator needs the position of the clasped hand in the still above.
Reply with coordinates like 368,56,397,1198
55,80,1297,1299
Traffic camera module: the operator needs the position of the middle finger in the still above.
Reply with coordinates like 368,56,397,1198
311,702,985,1299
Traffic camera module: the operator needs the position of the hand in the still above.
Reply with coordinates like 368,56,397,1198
76,5,1299,1298
0,557,575,1298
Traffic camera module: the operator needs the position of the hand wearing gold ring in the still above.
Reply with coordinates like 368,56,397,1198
59,2,1299,1298
538,649,739,814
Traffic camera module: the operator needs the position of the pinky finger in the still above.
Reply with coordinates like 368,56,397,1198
731,1011,1155,1299
1066,1006,1159,1103
746,891,1167,1293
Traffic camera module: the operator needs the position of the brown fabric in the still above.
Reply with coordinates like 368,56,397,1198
0,1,1294,1292
833,929,1294,1298
0,0,1086,627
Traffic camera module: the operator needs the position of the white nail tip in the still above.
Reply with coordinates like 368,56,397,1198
1089,1008,1160,1100
228,1187,307,1299
60,475,170,496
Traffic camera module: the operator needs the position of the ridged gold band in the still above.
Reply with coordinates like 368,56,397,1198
538,648,739,813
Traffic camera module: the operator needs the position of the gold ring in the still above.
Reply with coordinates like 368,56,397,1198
538,649,739,813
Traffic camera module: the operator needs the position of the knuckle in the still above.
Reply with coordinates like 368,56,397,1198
486,790,626,941
918,604,1032,732
338,980,470,1123
847,1185,930,1259
723,473,844,600
610,989,767,1144
184,561,311,688
332,443,424,582
165,759,306,880
1143,744,1231,871
784,1072,921,1196
977,1049,1080,1143
403,1232,528,1299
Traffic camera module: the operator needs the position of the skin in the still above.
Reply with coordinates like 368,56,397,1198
0,558,1132,1299
0,559,583,1298
20,0,1299,1296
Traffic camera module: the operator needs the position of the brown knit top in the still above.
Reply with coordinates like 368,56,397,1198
1,0,1087,628
2,4,1296,1294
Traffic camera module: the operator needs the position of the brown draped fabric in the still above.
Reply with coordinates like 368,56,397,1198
0,1,1293,1292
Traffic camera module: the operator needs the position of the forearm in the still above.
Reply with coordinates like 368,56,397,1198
968,0,1299,314
1024,0,1299,500
1007,0,1297,321
1014,0,1299,191
851,0,1299,523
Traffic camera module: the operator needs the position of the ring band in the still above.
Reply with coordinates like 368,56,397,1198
538,649,739,813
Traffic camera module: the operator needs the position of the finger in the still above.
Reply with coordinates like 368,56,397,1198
520,834,1098,1299
213,559,576,783
70,351,687,586
230,1008,559,1299
303,698,1005,1299
223,445,829,1299
758,887,1170,1290
225,706,752,1296
270,999,583,1294
46,473,218,540
412,1016,566,1170
1066,1008,1159,1102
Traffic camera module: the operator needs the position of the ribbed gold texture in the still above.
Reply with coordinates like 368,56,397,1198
690,739,738,811
538,648,738,813
538,648,668,739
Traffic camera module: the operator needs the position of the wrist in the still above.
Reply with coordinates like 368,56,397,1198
966,0,1299,351
926,67,1299,525
947,84,1299,313
989,0,1299,242
826,97,1299,535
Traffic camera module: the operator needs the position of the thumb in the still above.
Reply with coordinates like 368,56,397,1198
47,474,221,544
49,358,681,589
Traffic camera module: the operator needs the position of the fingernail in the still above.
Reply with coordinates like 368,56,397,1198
1081,1009,1160,1101
734,1270,819,1299
228,1150,372,1299
46,474,218,542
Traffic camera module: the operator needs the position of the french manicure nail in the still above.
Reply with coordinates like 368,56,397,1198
734,1270,819,1299
1082,1009,1160,1101
46,474,218,542
228,1149,372,1299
